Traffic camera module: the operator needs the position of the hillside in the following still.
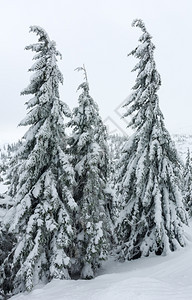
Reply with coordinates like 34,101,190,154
172,134,192,161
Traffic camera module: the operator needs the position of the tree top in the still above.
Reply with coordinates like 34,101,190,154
76,65,89,92
29,25,51,43
132,19,147,32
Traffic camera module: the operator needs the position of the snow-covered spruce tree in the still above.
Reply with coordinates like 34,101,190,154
0,26,76,295
107,135,128,233
68,66,110,279
115,19,188,261
183,149,192,215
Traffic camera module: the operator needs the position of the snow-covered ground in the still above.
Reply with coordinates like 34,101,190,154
9,224,192,300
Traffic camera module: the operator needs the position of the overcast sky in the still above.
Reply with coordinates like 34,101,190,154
1,0,192,143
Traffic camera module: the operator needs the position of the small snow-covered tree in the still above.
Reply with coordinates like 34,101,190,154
183,149,192,215
115,19,188,261
0,26,76,295
68,66,109,279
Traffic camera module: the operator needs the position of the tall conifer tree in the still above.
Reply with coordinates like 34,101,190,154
0,26,76,295
68,66,109,279
183,149,192,215
115,20,187,261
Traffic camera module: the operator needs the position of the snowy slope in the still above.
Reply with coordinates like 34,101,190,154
108,133,192,163
172,134,192,162
10,224,192,300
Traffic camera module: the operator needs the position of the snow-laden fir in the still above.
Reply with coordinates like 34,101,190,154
115,19,188,260
0,26,77,295
68,66,110,279
183,149,192,216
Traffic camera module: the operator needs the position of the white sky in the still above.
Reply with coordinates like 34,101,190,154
1,0,192,143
